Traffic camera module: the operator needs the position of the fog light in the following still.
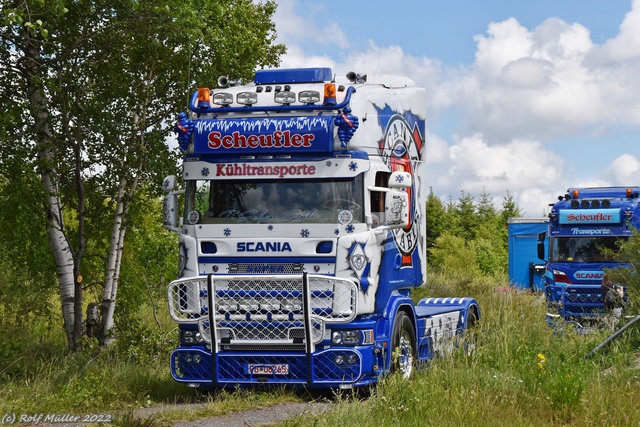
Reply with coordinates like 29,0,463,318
237,92,258,105
335,355,345,365
192,354,202,364
213,92,233,106
274,91,296,104
299,90,320,104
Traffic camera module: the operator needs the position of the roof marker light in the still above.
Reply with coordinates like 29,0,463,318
572,189,579,199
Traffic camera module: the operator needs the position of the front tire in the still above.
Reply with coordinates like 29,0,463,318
390,311,416,379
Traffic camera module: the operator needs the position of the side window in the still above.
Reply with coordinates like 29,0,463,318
371,171,390,226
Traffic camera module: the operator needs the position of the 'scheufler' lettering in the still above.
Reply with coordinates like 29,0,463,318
208,130,314,150
565,212,612,222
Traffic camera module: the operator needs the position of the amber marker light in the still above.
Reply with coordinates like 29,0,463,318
324,83,337,105
197,88,211,108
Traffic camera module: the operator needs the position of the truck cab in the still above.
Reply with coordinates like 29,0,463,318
539,187,639,326
162,67,479,389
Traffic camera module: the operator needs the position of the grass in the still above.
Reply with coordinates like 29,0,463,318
282,274,640,426
0,298,303,422
1,273,639,426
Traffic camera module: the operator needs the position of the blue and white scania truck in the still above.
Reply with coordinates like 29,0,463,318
538,187,640,326
162,67,480,389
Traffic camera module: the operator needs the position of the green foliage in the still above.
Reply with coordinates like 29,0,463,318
0,0,285,350
605,227,640,303
426,189,519,280
425,187,446,250
428,232,481,282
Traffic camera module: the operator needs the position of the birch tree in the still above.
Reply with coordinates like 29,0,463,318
0,0,284,350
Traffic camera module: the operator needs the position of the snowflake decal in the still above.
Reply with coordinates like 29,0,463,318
163,178,171,189
224,228,231,237
268,225,274,231
346,224,355,233
395,174,405,183
334,228,340,235
201,167,210,177
349,161,358,172
300,229,310,238
326,161,333,167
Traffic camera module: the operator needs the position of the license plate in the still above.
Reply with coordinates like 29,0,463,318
247,363,289,375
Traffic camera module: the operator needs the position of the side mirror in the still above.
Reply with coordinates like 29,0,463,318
388,171,412,189
537,231,547,261
385,189,409,229
162,176,182,233
162,175,177,193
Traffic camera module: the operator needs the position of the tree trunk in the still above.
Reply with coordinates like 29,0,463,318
22,27,78,351
99,177,133,346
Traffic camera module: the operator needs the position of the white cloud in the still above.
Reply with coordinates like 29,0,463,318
428,134,564,212
425,132,449,164
594,0,640,62
270,0,639,216
608,154,640,184
449,6,640,142
273,0,349,48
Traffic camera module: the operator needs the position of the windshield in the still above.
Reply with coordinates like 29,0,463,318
549,236,628,263
184,176,364,225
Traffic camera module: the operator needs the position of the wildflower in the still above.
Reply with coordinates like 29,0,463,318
537,353,546,370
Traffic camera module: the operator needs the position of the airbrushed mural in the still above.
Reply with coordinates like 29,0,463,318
337,107,426,314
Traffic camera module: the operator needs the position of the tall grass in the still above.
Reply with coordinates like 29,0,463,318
0,298,299,417
284,273,640,427
2,274,639,426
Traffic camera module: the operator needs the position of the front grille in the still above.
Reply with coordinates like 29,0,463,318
170,274,357,347
227,263,305,275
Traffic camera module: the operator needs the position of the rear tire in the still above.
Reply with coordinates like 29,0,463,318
390,311,416,379
464,308,479,356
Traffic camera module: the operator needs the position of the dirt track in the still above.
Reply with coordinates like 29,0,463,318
165,401,333,427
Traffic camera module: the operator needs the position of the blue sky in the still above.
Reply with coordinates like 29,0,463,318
272,0,640,216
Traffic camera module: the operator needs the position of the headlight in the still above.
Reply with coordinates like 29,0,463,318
331,329,374,346
181,330,204,345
